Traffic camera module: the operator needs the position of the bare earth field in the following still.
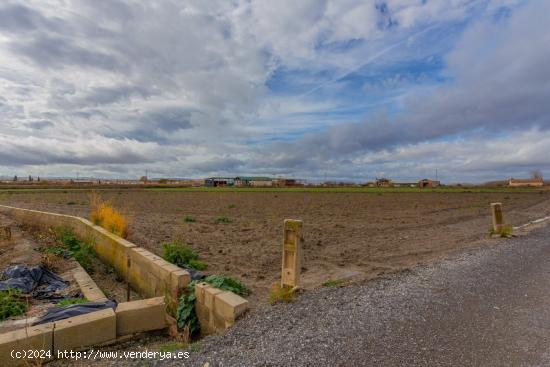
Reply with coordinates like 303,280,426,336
1,189,549,308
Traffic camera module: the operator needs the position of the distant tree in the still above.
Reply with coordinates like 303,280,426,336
37,176,40,182
13,175,17,182
532,170,543,180
28,175,33,182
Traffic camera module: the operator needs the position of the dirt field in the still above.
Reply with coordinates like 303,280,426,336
1,189,549,307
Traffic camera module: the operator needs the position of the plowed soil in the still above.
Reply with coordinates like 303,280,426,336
2,190,549,307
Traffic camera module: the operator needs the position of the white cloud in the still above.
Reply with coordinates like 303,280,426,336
0,0,546,181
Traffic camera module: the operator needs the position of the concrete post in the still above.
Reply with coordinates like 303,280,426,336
281,219,303,288
491,202,504,232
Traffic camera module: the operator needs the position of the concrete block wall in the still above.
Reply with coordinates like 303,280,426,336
72,263,108,302
1,298,168,367
0,205,190,309
194,282,248,334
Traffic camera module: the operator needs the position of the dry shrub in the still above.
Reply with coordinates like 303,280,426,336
269,283,295,304
41,252,61,272
89,192,129,238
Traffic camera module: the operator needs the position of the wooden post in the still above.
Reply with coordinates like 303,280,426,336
491,202,504,232
281,219,303,288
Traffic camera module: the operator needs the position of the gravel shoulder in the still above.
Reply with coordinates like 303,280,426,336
169,220,550,367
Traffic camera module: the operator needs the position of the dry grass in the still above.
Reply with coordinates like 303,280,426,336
89,192,129,238
269,283,296,304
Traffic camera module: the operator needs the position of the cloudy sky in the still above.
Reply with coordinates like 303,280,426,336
0,0,548,182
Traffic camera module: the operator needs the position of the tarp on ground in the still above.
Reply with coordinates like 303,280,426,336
33,300,117,325
0,264,68,298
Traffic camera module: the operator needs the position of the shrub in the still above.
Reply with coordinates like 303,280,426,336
269,283,295,304
228,204,236,209
90,192,129,238
183,215,196,223
163,240,199,266
57,297,87,306
0,289,27,321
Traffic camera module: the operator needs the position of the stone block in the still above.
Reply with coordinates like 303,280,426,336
0,323,54,367
195,282,211,304
115,297,166,336
54,308,116,352
215,291,248,322
204,287,223,310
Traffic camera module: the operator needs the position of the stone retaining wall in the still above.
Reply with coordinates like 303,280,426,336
0,205,190,309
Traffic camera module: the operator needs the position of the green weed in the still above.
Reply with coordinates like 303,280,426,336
159,342,186,353
322,279,346,287
183,215,196,223
0,289,27,321
216,216,231,224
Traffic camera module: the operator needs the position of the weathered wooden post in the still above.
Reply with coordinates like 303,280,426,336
491,202,504,232
281,219,303,288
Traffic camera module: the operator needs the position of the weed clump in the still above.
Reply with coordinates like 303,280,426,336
38,227,96,272
0,289,27,321
216,216,231,224
228,204,236,209
183,215,196,223
322,279,345,287
162,240,207,271
269,283,295,304
90,192,129,238
489,225,513,238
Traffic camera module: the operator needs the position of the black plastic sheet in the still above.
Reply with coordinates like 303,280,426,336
0,264,68,298
33,300,117,325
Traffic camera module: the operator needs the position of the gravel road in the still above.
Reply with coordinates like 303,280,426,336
160,222,550,367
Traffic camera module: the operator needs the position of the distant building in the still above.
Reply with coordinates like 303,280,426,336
418,179,440,189
508,178,544,187
205,177,234,187
235,176,272,187
273,178,297,187
375,178,393,187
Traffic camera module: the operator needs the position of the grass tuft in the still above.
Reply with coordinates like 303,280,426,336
269,283,295,304
489,225,513,238
322,279,346,287
159,342,186,353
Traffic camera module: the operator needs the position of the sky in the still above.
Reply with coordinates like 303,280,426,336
0,0,548,183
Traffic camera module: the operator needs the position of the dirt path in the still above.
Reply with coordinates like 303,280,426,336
159,220,550,367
